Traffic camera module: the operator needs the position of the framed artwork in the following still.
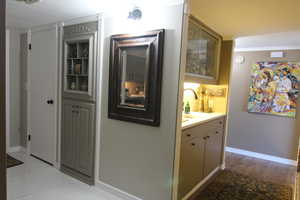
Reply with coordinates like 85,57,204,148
108,29,165,126
248,62,300,118
185,15,222,83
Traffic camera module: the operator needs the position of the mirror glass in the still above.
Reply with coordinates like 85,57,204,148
119,46,149,108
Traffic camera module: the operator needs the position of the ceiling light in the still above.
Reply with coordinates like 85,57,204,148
16,0,41,5
128,7,142,20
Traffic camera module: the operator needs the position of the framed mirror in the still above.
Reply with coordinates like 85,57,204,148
108,29,165,126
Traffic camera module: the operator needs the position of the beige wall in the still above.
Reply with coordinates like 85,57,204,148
99,4,184,200
227,50,300,160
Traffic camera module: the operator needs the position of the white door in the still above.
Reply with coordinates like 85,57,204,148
28,26,58,165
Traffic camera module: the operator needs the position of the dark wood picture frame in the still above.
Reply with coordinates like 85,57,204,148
108,29,165,126
0,0,6,199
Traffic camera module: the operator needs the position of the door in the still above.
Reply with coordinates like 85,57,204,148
29,26,58,165
75,102,95,177
203,128,224,177
61,101,77,169
178,137,205,199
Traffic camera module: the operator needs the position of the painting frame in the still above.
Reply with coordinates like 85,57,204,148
248,61,300,118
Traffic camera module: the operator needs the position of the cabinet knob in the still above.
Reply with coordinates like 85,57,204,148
219,121,223,124
191,143,196,146
206,136,210,139
216,131,219,134
187,134,191,137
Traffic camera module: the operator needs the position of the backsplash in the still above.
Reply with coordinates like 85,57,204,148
183,82,228,113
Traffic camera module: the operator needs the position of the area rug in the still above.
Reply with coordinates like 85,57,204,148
7,154,23,168
196,170,293,200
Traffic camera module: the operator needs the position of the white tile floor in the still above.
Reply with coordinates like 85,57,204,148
7,151,122,200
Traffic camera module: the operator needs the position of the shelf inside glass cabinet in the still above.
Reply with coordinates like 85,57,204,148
65,40,90,93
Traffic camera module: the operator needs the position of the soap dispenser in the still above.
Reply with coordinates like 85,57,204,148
185,101,191,114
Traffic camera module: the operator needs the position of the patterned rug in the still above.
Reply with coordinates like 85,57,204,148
196,170,293,200
7,154,23,168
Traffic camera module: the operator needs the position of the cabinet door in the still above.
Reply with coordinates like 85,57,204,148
203,128,224,177
178,138,205,199
63,33,97,102
75,102,95,177
61,101,78,169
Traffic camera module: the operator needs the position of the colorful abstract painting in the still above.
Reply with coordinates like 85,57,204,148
248,62,300,118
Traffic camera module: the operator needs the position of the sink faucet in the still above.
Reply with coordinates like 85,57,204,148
184,88,198,100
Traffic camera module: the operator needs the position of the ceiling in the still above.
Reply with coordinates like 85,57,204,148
191,0,300,39
6,0,102,29
6,0,182,29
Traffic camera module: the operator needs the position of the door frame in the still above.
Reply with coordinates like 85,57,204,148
27,24,59,167
0,0,7,199
5,29,10,151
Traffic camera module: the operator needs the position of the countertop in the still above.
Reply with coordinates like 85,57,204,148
182,112,226,130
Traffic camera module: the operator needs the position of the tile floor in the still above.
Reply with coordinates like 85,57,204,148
7,151,122,200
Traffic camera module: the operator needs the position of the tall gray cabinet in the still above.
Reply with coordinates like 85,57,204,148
60,21,98,185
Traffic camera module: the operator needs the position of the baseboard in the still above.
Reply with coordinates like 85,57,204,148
7,146,26,153
182,166,220,200
96,180,143,200
226,147,297,166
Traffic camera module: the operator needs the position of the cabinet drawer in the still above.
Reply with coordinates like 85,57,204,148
182,123,224,142
201,117,225,129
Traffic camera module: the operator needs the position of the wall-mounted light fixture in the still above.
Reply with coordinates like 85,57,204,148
128,6,142,20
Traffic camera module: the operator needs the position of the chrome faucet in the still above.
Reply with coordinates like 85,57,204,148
184,88,199,100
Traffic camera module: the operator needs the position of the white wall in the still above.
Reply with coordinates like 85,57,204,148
98,3,184,200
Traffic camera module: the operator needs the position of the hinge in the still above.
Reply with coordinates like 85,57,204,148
28,44,32,50
28,135,31,141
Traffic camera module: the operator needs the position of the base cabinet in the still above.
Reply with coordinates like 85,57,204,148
61,100,95,185
178,117,225,199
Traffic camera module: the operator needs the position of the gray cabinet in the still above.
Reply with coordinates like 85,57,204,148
63,22,98,102
178,117,225,199
61,100,95,185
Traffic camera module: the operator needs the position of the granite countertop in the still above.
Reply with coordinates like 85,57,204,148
182,112,226,130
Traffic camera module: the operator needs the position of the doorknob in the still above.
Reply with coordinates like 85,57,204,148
47,100,54,105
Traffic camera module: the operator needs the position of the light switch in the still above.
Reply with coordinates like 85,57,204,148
271,52,284,58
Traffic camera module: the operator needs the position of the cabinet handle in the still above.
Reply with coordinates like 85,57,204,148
191,143,196,146
187,134,191,137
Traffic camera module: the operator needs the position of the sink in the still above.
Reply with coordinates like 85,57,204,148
182,112,214,123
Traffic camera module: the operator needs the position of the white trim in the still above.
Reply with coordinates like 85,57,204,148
96,181,143,200
94,14,103,183
8,146,26,153
234,46,300,52
182,166,220,200
226,147,297,166
5,29,10,151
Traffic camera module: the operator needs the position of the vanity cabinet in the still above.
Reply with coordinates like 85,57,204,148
61,100,95,185
185,15,222,84
178,117,225,199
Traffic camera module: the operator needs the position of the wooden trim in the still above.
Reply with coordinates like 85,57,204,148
0,0,6,199
108,29,165,126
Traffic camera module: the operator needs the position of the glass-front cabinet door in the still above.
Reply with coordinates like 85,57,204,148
63,34,96,101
